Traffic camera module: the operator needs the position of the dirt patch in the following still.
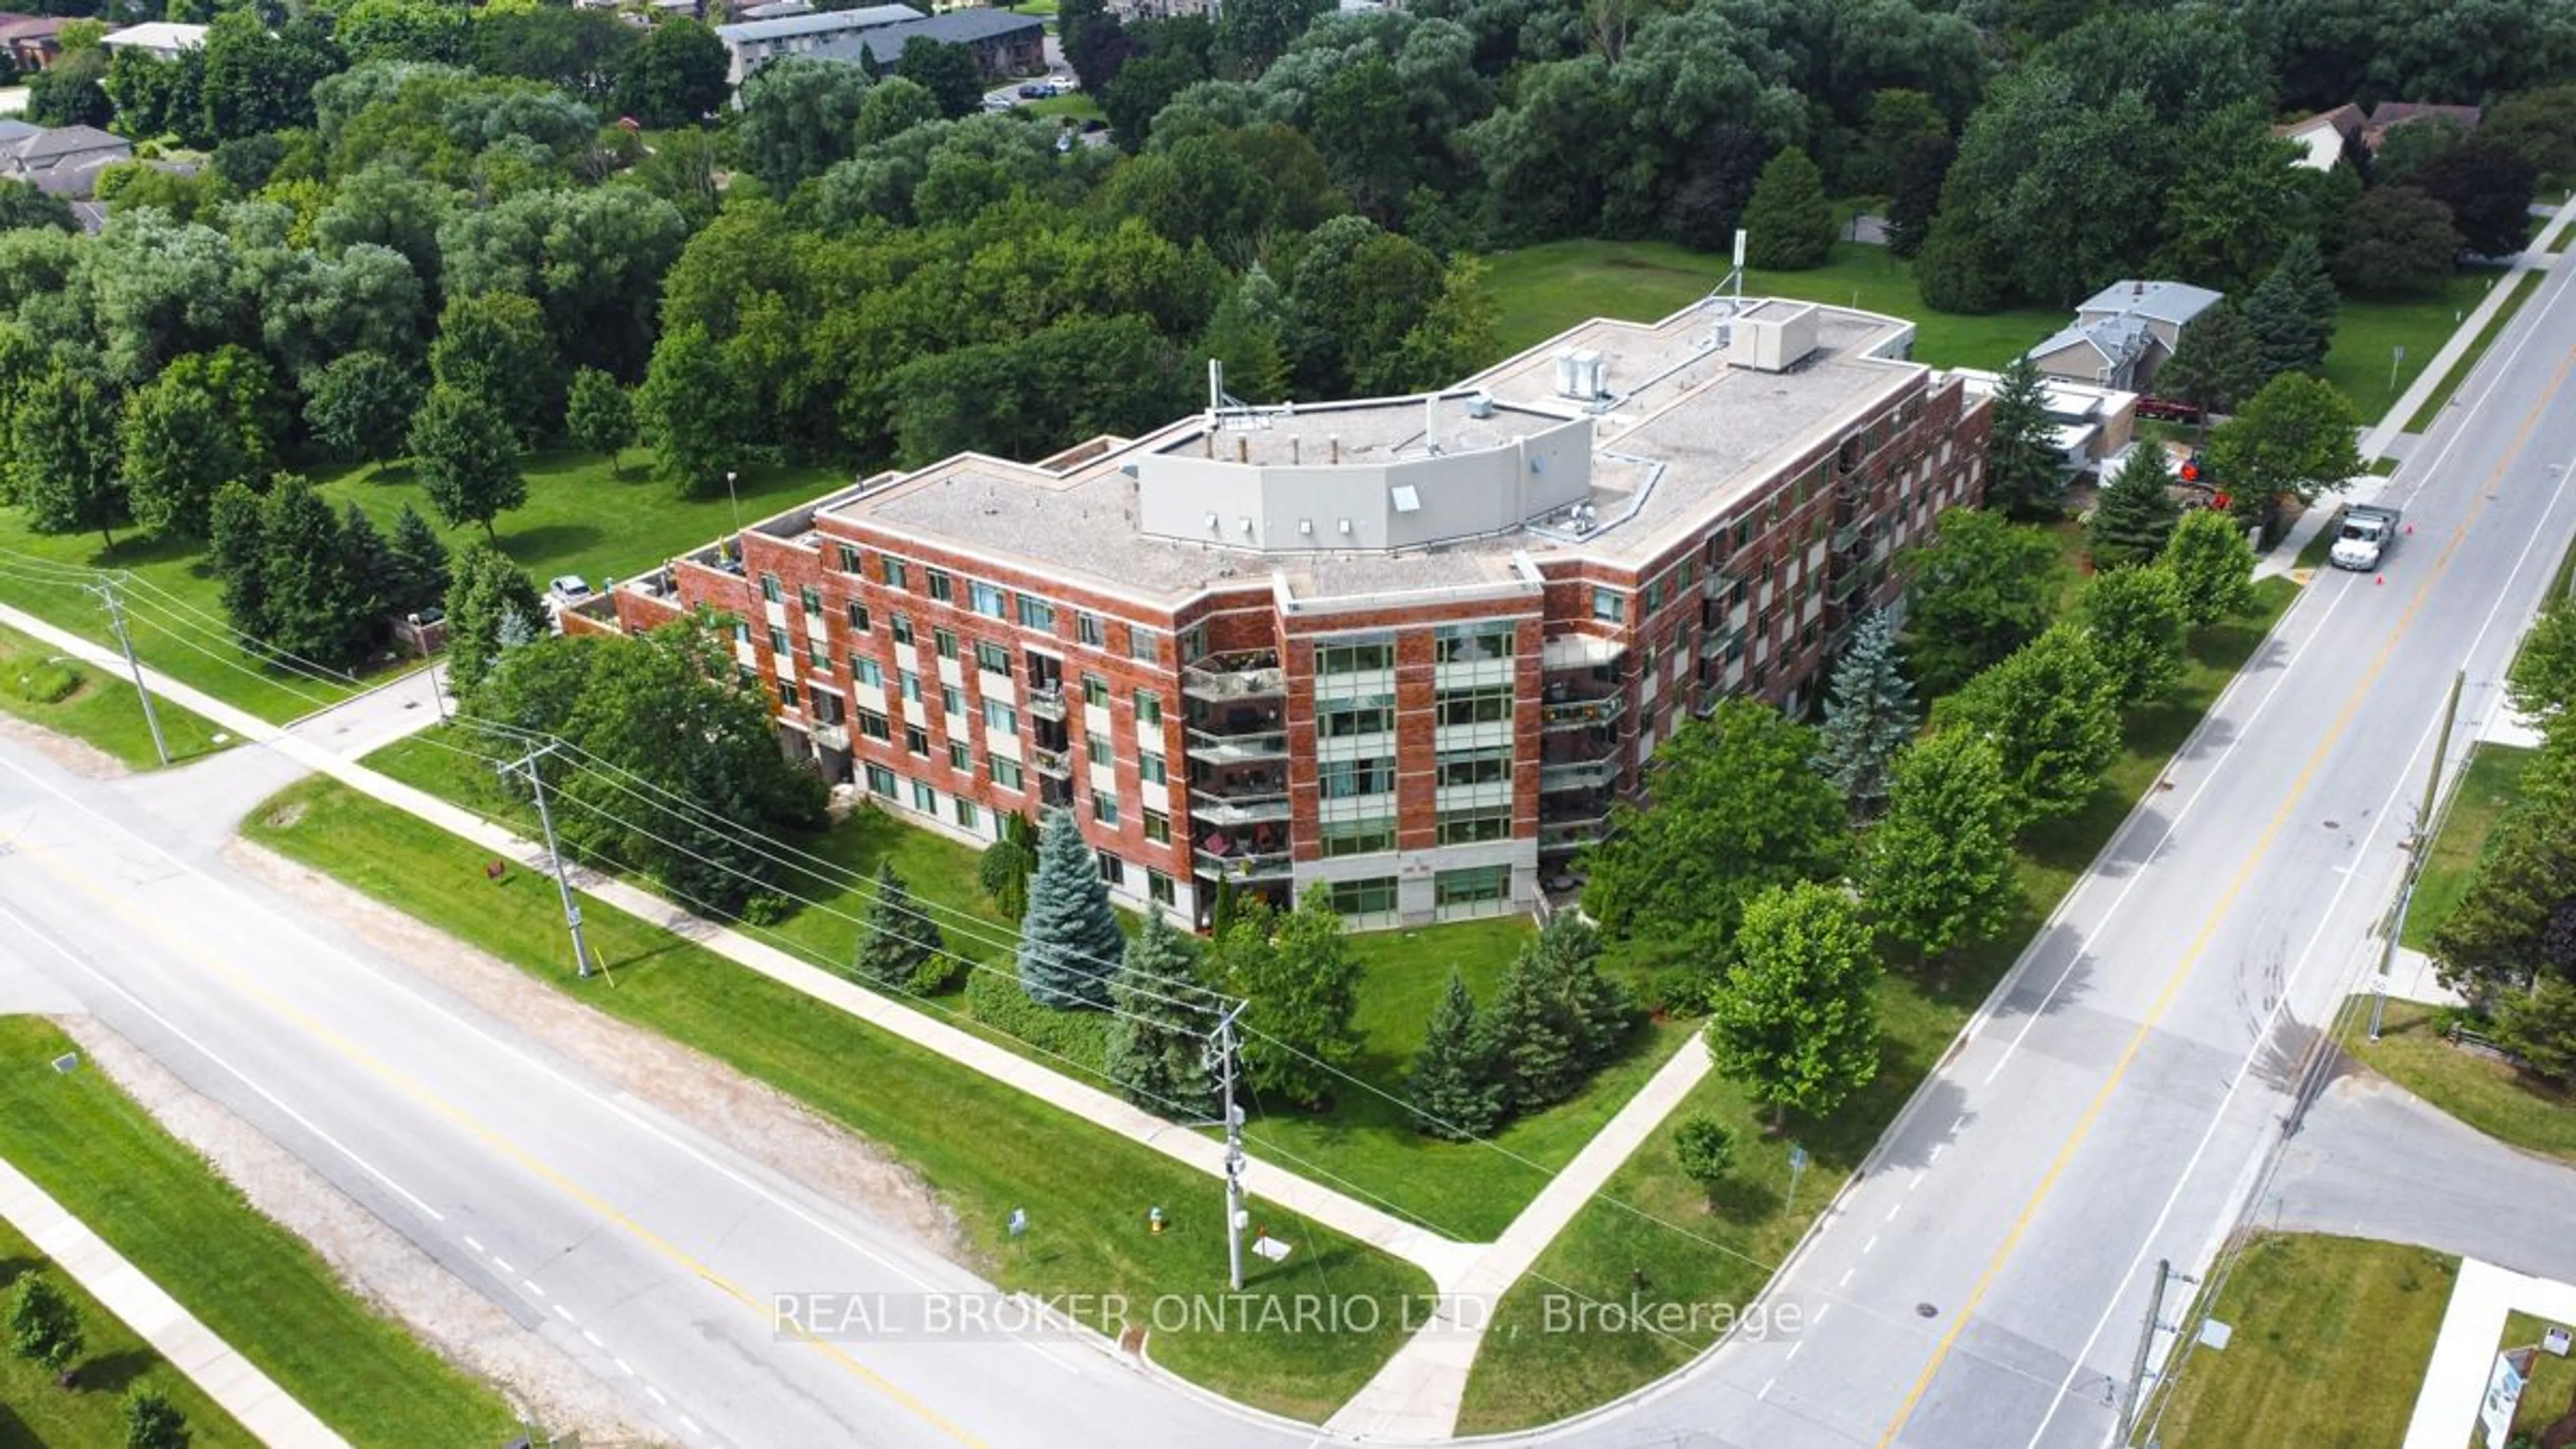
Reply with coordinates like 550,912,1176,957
55,1014,655,1445
261,800,307,831
0,712,123,780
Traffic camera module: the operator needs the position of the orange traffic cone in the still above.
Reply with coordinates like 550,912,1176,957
2376,575,2385,586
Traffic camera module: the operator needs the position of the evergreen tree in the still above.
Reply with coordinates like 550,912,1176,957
1104,910,1218,1118
1672,1114,1737,1205
408,384,526,541
851,861,949,994
2087,444,2184,569
566,365,636,476
443,538,545,696
1865,731,2021,963
123,1388,189,1449
2078,564,2190,701
1982,353,2065,518
386,504,451,616
979,810,1037,920
1407,969,1501,1139
7,1272,80,1377
2493,977,2576,1087
1485,937,1574,1115
1537,912,1633,1073
1016,808,1124,1010
1811,611,1918,817
1741,146,1836,270
1884,134,1954,258
1705,881,1881,1128
339,502,395,624
259,475,375,667
207,478,269,641
2161,508,2259,627
2153,302,2259,418
1232,882,1361,1108
2243,235,2337,380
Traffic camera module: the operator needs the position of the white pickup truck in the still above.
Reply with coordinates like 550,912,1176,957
2329,504,2402,571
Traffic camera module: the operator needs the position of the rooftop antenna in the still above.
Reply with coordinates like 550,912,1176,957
1208,358,1224,416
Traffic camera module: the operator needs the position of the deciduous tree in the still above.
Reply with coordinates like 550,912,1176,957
1672,1114,1736,1205
614,17,728,128
2160,507,2259,627
123,1388,189,1449
303,350,419,472
2508,591,2576,718
1865,731,2020,962
9,364,124,547
1705,881,1881,1127
1234,882,1361,1108
1017,808,1125,1010
7,1273,80,1379
119,347,278,541
408,384,526,541
566,366,635,476
1932,625,2121,824
2415,139,2539,258
2331,186,2461,298
2078,563,2190,702
2204,372,2362,537
1898,506,2070,696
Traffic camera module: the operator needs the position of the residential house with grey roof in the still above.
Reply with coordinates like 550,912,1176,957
714,5,922,87
2026,279,2223,394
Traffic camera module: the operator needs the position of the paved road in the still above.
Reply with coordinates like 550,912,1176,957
2269,1072,2576,1286
0,738,1275,1449
1585,252,2576,1447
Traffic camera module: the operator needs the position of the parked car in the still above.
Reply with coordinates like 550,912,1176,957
1017,82,1046,99
547,575,594,603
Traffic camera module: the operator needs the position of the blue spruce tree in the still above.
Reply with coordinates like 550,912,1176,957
1016,808,1124,1009
1812,611,1919,817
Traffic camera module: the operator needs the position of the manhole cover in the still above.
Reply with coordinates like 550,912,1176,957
1916,1303,1939,1319
2322,820,2341,830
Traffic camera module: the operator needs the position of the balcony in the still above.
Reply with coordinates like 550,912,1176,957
1030,745,1072,777
1191,768,1292,827
1542,691,1625,731
1026,682,1067,723
1195,845,1292,881
1185,723,1287,765
1699,568,1741,601
1540,756,1621,792
810,720,851,752
1183,650,1286,704
1538,814,1610,853
1698,622,1748,660
1829,568,1880,606
1831,520,1871,556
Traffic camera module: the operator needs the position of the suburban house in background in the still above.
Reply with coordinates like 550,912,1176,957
97,21,207,59
713,5,924,89
1953,367,2138,473
2275,101,2485,170
0,13,67,70
0,119,131,201
806,10,1046,81
2025,279,2223,394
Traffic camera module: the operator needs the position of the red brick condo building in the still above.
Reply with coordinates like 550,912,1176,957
572,297,1992,930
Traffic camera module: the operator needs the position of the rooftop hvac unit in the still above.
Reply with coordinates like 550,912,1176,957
1465,391,1496,419
1554,350,1608,401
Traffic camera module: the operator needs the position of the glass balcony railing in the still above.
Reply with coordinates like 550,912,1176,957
1539,757,1621,792
1026,683,1067,722
1541,692,1625,730
810,720,850,752
1182,651,1286,703
1195,846,1292,880
1030,745,1072,777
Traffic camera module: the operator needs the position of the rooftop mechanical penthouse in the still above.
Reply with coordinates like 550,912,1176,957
573,294,1994,930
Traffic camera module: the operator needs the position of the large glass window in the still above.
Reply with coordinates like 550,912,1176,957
1435,865,1511,908
975,640,1012,676
1320,817,1397,857
1316,640,1394,675
1316,695,1394,738
759,572,782,604
1591,587,1623,623
1319,757,1396,799
933,627,959,660
1437,806,1512,845
1436,684,1513,726
926,568,953,603
982,698,1018,733
1018,595,1056,631
865,763,897,798
1328,877,1398,917
857,709,890,741
1140,752,1167,785
1436,748,1511,787
1434,623,1515,663
989,755,1024,790
969,582,1008,618
798,584,823,614
882,557,909,590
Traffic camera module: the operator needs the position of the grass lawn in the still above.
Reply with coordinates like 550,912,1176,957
241,778,1433,1421
1024,93,1103,123
0,619,230,769
2401,743,2536,951
0,1017,517,1446
2407,270,2539,432
2508,1309,2576,1437
2342,998,2576,1164
1458,574,2303,1430
0,1218,258,1449
2147,1234,2456,1449
0,451,836,726
1479,238,2065,370
2320,273,2496,427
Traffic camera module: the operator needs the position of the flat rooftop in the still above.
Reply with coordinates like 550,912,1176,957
775,297,1927,608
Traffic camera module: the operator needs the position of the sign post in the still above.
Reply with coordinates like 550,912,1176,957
1785,1144,1810,1215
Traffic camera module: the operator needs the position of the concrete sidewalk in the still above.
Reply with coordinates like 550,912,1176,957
1324,1037,1714,1440
0,600,1479,1288
2262,197,2576,579
2402,1256,2576,1449
0,1157,347,1447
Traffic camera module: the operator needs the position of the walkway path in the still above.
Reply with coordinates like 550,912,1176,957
2262,197,2576,578
0,1157,347,1448
2403,1256,2576,1449
0,600,1481,1288
1324,1037,1714,1440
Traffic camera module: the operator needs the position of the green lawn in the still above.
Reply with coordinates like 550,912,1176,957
1024,93,1102,123
1458,574,2303,1430
1479,238,2065,370
0,451,836,726
2508,1310,2576,1438
241,777,1434,1421
0,1218,258,1449
0,619,230,768
2343,998,2576,1164
2401,743,2536,951
2147,1234,2456,1448
2320,273,2496,428
2407,270,2539,432
0,1017,516,1446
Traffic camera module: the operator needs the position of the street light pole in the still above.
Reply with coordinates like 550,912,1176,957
407,612,445,721
725,470,743,537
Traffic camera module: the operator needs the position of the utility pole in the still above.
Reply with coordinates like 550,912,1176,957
1211,1002,1248,1291
407,612,445,721
2373,669,2463,1040
496,741,594,979
2117,1258,2177,1446
92,579,168,767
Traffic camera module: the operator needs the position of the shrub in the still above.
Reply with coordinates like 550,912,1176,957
1672,1115,1737,1205
14,660,78,704
965,963,1110,1071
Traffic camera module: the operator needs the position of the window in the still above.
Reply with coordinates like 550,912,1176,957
989,755,1024,790
1134,690,1163,727
1321,816,1397,857
1082,674,1110,708
1143,808,1170,844
890,614,914,645
905,724,928,757
1086,732,1111,766
1438,806,1512,845
1437,748,1511,787
941,684,964,716
1316,695,1395,738
926,568,953,603
1437,684,1513,726
1435,623,1515,663
1436,865,1511,909
1591,587,1623,623
1078,612,1104,648
969,581,1008,618
982,698,1019,733
1320,756,1396,799
799,584,822,614
911,780,936,812
760,572,782,604
808,643,829,672
949,740,971,772
1097,855,1126,888
1316,640,1393,675
1644,577,1665,612
811,691,843,724
857,709,890,742
974,640,1012,676
737,664,758,688
882,557,909,590
1328,877,1398,918
1148,869,1174,907
953,798,979,830
732,619,751,644
767,625,790,655
865,763,897,798
932,627,959,661
1128,627,1159,663
845,601,870,633
1091,791,1121,826
835,543,862,575
1140,752,1167,785
900,669,922,702
1018,594,1056,631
